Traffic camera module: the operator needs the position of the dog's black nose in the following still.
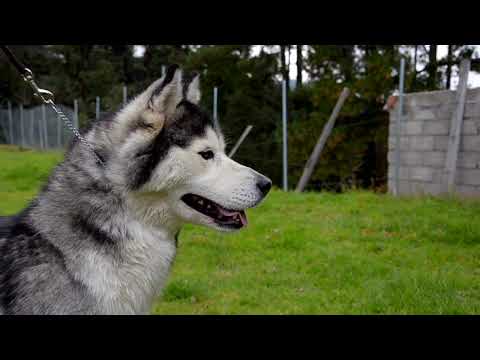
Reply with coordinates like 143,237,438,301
257,177,272,196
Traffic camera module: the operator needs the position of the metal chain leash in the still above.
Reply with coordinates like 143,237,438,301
1,46,105,166
22,70,106,166
46,99,105,165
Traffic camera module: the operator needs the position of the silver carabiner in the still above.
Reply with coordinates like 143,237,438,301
35,88,55,103
22,68,55,104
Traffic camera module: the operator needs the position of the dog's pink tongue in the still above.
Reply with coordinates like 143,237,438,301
219,208,238,216
218,208,248,227
239,211,248,227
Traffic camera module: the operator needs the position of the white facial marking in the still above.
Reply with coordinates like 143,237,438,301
135,126,268,232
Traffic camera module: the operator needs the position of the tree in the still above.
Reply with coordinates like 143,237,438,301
102,45,135,84
280,45,289,92
296,45,303,88
446,45,453,90
413,45,418,86
427,45,438,89
435,45,478,90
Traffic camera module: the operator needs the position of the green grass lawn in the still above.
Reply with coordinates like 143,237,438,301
1,145,480,314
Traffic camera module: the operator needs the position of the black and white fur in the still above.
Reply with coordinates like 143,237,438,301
0,65,271,315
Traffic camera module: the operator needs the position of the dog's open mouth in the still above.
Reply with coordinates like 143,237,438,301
181,194,248,229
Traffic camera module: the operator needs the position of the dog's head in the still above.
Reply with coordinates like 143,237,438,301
105,65,271,232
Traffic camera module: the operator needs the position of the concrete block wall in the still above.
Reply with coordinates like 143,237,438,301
387,87,480,196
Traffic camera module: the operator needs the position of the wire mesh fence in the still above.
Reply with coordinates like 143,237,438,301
0,102,76,150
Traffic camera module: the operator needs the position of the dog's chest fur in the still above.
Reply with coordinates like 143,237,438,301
77,220,177,314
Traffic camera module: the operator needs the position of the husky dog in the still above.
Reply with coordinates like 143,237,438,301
0,65,271,315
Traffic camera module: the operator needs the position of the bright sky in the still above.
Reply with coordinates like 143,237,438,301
437,45,480,89
134,45,480,89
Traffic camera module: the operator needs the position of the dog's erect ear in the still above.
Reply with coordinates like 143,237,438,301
148,64,184,120
185,73,201,104
111,66,184,144
112,65,200,142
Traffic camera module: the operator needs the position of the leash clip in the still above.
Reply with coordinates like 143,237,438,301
1,46,105,167
22,68,55,104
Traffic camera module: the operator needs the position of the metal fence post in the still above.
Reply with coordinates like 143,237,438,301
20,104,25,148
213,87,220,130
444,59,471,194
96,96,100,120
123,85,127,106
42,104,48,149
73,99,79,145
39,107,44,150
7,101,13,145
30,108,35,148
282,80,288,191
394,58,406,196
57,105,62,148
229,125,253,158
74,99,79,129
295,88,350,193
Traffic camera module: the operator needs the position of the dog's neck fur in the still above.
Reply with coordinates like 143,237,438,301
28,162,181,314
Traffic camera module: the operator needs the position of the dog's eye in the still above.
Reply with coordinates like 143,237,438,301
198,150,214,160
